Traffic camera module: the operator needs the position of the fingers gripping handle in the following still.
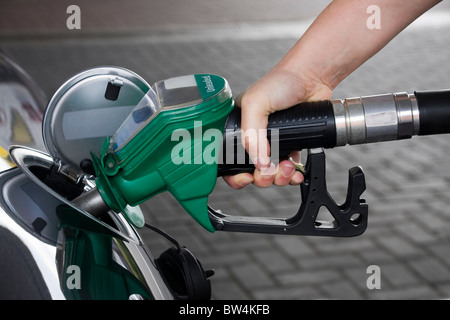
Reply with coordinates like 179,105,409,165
218,100,337,176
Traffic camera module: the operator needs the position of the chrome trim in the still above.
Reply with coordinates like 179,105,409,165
362,94,399,143
394,92,414,139
344,97,366,145
4,146,174,299
331,99,346,147
333,92,419,146
409,93,421,135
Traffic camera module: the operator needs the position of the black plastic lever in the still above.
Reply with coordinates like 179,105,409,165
209,148,368,237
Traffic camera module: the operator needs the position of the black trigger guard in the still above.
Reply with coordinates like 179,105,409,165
208,148,368,237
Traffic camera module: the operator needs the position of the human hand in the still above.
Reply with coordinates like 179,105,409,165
222,0,440,190
223,68,332,189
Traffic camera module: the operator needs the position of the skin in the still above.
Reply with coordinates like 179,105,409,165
224,0,442,189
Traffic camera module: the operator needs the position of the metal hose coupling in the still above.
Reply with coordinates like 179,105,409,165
332,92,420,146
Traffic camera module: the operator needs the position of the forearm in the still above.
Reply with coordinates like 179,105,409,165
228,0,442,189
276,0,442,93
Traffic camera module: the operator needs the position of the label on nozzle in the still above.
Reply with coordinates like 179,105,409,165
195,74,226,101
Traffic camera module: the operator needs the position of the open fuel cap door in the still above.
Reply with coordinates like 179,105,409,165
42,66,152,179
40,66,151,228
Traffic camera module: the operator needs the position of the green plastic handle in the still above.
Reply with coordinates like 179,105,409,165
93,74,234,231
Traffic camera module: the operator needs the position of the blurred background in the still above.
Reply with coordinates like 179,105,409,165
2,0,450,299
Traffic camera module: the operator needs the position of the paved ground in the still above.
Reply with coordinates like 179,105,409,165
2,0,450,299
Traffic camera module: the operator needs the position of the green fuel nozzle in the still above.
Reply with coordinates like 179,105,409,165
90,74,234,230
74,65,450,238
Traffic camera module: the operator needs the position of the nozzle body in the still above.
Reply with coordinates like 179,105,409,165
76,87,450,232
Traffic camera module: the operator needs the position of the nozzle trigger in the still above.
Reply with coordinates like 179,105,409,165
208,148,368,237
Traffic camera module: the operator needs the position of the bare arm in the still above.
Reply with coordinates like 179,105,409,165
225,0,442,189
278,0,442,92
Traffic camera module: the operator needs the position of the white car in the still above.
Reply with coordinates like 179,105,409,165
0,53,211,300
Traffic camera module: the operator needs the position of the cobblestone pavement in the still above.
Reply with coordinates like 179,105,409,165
2,0,450,299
